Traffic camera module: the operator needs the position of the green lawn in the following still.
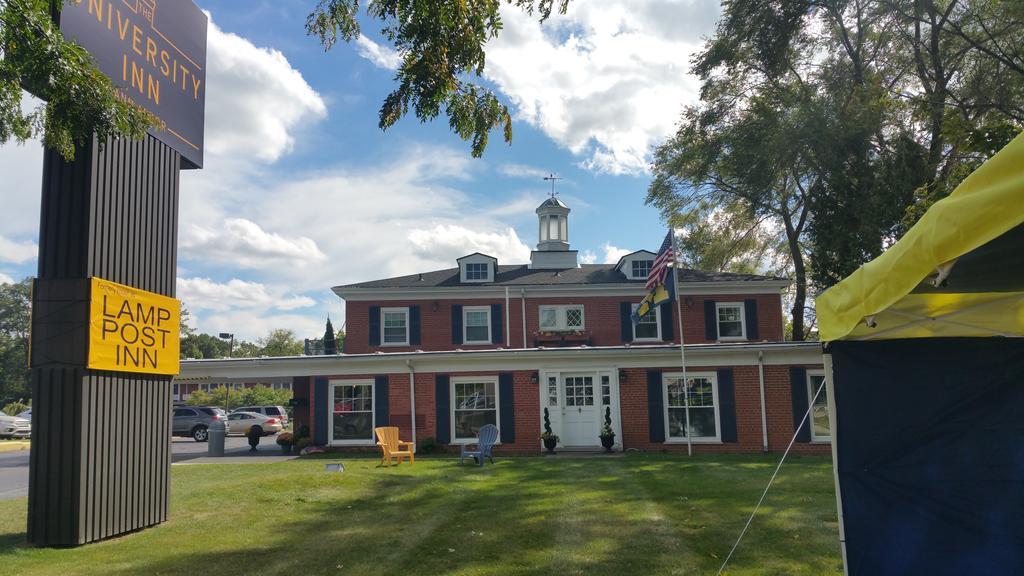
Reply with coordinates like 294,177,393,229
0,454,842,575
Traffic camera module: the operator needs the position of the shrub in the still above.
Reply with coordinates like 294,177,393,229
295,437,312,450
294,425,310,440
417,436,439,454
276,432,294,446
3,401,29,416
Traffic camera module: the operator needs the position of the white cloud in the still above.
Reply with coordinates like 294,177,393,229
579,250,597,264
177,277,316,313
180,218,327,269
598,243,632,263
203,15,327,162
0,236,37,264
0,272,14,285
355,34,402,70
485,0,718,174
407,225,531,265
497,163,552,180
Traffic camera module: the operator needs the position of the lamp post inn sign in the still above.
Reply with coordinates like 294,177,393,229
27,0,205,546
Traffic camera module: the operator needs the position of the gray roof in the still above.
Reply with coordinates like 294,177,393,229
337,264,787,289
538,196,569,209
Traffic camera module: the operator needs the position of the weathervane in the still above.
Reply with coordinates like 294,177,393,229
543,173,563,198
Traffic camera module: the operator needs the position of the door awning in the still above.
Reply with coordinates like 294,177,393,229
817,132,1024,342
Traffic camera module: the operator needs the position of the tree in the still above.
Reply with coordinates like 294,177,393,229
257,329,303,357
306,0,568,157
651,0,1024,337
179,333,231,360
0,0,155,159
0,277,31,401
322,317,337,355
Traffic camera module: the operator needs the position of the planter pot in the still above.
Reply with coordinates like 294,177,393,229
543,437,557,453
600,435,615,452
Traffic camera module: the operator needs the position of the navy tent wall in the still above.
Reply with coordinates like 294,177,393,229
830,338,1024,575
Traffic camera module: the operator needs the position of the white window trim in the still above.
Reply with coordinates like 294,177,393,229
662,371,722,443
380,307,410,346
631,303,663,342
807,370,832,442
329,378,376,446
631,259,654,280
538,304,585,331
450,375,500,445
716,302,747,341
462,306,492,344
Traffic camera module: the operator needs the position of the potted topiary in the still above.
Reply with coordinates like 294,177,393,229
598,406,615,452
276,432,294,454
540,407,559,453
246,425,262,452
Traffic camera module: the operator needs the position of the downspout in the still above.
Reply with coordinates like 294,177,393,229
757,351,768,453
505,286,511,345
824,352,849,575
406,359,417,453
521,288,528,349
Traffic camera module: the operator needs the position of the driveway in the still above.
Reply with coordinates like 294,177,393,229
0,435,288,500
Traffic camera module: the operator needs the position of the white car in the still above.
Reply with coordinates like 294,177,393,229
18,409,31,420
0,410,31,439
225,411,283,436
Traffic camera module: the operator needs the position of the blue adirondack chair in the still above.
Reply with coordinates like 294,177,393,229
460,424,499,466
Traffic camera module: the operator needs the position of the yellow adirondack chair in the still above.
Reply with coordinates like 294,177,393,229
374,426,415,467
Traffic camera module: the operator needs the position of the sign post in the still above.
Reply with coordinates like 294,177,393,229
27,0,206,546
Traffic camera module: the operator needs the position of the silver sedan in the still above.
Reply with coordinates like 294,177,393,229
225,411,283,436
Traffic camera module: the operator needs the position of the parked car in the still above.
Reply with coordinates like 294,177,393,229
172,406,226,442
0,410,31,439
225,411,283,437
232,405,289,426
17,409,31,421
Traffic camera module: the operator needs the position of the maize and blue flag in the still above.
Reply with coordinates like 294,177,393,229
632,231,676,324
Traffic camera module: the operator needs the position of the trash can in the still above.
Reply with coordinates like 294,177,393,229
208,419,226,457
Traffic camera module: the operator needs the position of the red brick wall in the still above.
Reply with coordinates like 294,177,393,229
344,292,785,354
618,365,829,455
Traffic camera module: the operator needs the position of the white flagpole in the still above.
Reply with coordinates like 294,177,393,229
670,230,692,457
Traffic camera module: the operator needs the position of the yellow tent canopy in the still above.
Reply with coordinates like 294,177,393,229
817,131,1024,342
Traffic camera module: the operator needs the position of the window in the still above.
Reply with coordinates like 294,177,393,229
272,382,292,390
807,373,830,441
716,303,746,339
331,381,374,443
547,376,559,407
664,373,720,441
452,378,497,440
564,376,594,406
631,259,653,279
601,375,611,406
465,262,490,280
538,305,585,331
463,306,491,344
381,308,409,345
173,408,195,417
632,304,661,341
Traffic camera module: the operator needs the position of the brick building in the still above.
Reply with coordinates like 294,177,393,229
176,198,827,454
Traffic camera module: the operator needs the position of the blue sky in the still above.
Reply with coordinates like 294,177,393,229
0,0,720,341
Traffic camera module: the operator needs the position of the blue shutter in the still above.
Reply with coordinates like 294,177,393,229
744,299,759,340
704,300,718,340
451,305,463,345
717,369,737,442
409,305,421,346
314,377,328,446
647,370,665,442
374,376,389,427
491,304,503,344
620,302,633,343
499,373,515,442
660,301,674,341
368,306,381,346
790,367,810,442
435,375,451,443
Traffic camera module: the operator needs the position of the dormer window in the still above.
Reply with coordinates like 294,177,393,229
465,263,490,281
457,253,498,283
631,259,653,279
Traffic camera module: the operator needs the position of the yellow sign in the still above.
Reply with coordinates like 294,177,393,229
88,277,180,375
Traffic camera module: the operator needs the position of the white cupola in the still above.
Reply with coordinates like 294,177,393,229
530,196,579,269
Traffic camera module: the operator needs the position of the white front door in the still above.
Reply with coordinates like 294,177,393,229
561,374,599,446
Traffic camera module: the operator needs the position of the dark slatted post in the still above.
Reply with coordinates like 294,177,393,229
28,135,181,546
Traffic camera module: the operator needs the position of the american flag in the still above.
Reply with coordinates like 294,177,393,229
646,231,675,291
